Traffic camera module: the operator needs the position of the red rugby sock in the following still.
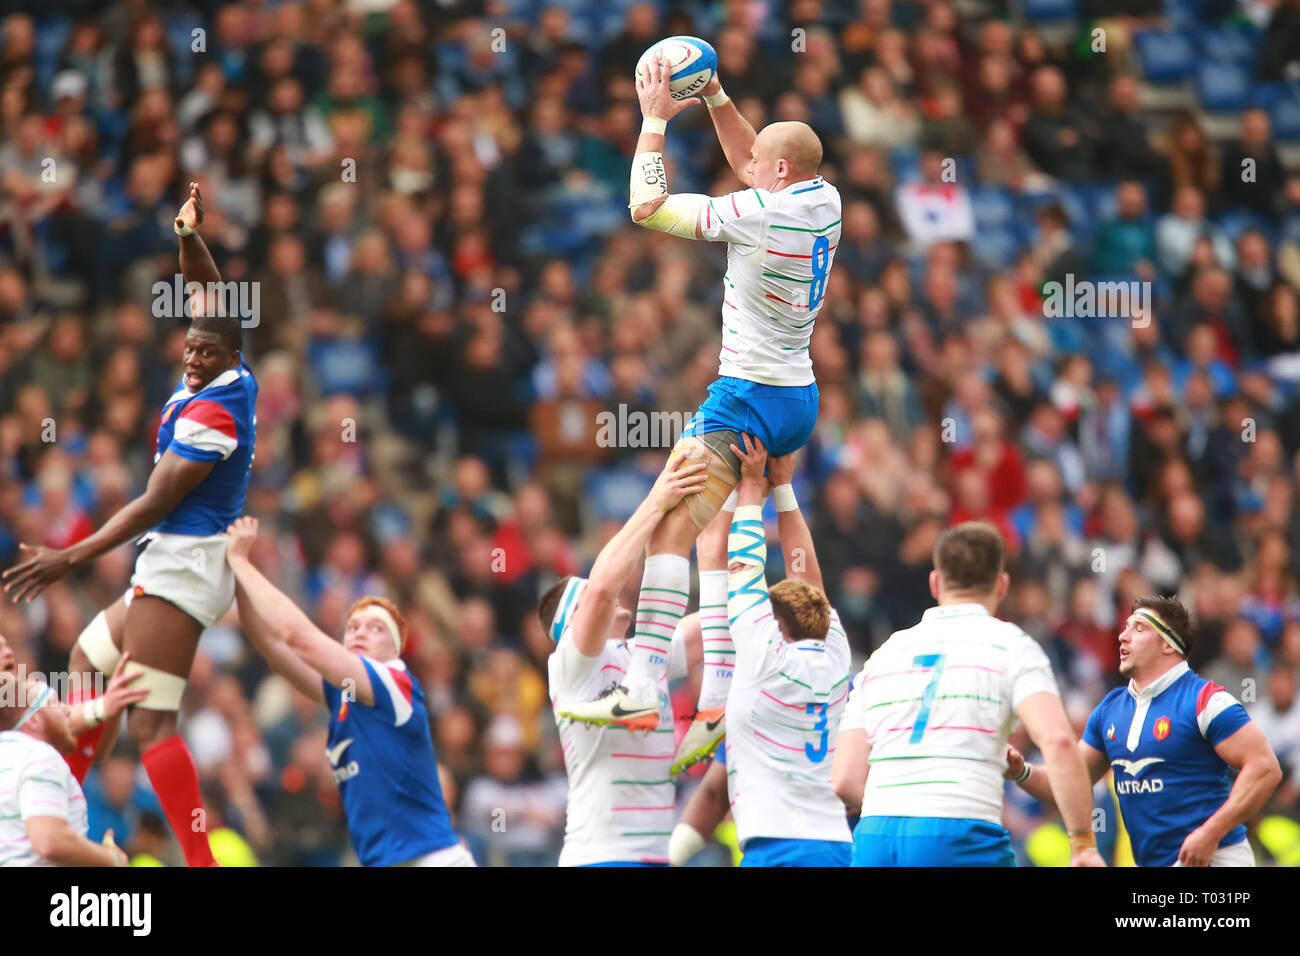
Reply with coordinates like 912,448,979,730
142,734,217,867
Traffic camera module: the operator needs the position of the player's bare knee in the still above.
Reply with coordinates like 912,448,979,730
127,706,175,749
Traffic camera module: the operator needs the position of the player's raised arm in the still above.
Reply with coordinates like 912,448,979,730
767,451,823,592
698,73,757,188
628,53,709,239
564,457,708,658
726,434,771,623
175,181,223,306
224,517,372,704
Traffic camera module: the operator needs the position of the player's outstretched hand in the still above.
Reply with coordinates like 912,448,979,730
1003,744,1025,781
102,651,149,717
2,543,73,604
767,450,797,486
175,181,205,234
730,433,767,482
224,516,259,563
637,52,700,123
651,456,709,514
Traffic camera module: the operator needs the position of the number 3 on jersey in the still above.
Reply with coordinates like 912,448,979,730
808,235,830,309
910,653,947,744
805,702,829,763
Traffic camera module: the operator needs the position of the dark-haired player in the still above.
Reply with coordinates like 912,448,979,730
834,521,1103,866
1006,596,1282,866
3,183,257,867
540,456,707,866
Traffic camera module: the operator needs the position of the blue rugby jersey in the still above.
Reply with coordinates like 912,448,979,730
153,363,257,535
1082,662,1250,866
322,657,459,866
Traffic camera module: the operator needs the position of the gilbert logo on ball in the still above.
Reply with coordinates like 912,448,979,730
635,36,717,101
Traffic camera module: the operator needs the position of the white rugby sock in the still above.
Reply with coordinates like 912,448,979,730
622,553,690,699
695,569,733,711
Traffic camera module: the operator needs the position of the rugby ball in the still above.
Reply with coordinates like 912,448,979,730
634,36,717,101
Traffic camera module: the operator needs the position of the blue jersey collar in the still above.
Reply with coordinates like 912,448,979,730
1127,660,1189,702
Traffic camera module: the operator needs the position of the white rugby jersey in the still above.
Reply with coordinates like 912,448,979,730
840,603,1060,824
0,731,89,866
700,177,842,387
725,606,854,848
549,635,687,867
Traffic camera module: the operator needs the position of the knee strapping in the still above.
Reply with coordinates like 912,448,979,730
77,610,121,675
123,662,187,711
666,434,741,530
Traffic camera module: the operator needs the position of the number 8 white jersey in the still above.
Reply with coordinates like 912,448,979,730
700,177,841,388
839,603,1060,825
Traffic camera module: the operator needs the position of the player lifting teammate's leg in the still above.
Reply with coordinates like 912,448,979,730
560,52,842,730
4,183,258,866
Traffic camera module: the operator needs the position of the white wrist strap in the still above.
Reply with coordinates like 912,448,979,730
704,87,730,109
773,484,797,512
81,697,107,729
641,116,667,135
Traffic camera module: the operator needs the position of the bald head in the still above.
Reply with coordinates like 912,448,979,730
751,121,823,190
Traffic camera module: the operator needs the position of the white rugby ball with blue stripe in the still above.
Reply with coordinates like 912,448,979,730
635,36,717,101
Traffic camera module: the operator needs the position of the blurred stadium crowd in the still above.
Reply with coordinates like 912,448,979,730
2,0,1300,865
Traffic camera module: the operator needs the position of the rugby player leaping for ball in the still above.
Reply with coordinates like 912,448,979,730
3,183,257,867
560,55,841,762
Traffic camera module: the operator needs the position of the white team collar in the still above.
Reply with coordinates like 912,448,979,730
1126,660,1189,702
921,603,991,621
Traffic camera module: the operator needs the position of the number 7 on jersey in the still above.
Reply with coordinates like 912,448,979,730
910,653,947,744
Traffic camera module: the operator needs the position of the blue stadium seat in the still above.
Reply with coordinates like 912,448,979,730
1194,26,1258,65
1134,31,1195,84
970,187,1016,230
1166,0,1204,29
1196,61,1250,113
1273,95,1300,142
889,146,921,183
972,228,1021,268
1021,0,1077,22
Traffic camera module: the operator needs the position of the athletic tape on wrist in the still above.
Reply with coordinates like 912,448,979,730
773,484,797,512
174,220,194,237
704,88,730,108
1015,763,1031,784
81,697,107,729
640,116,667,135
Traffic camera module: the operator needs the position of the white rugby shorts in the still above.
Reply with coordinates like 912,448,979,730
126,531,236,628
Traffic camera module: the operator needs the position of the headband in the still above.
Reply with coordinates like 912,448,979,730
1134,608,1187,656
357,604,404,655
13,682,54,731
550,577,588,643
